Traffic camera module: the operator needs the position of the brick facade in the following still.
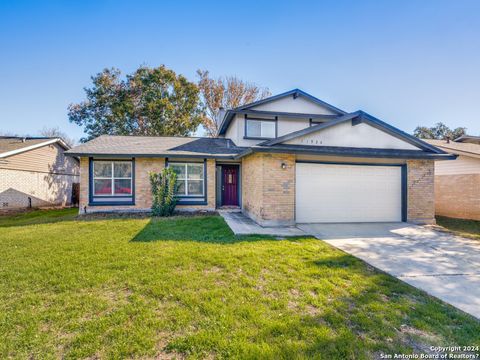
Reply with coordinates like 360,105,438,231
434,174,480,220
241,156,435,226
79,157,215,214
406,159,435,224
79,155,435,225
242,153,295,226
0,168,78,209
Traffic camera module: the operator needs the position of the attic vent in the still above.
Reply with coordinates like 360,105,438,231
293,92,299,99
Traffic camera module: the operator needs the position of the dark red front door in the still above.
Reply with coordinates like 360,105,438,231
222,166,239,206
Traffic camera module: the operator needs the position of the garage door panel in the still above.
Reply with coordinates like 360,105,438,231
296,163,402,223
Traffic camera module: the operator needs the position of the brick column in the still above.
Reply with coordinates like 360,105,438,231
242,153,295,226
407,159,435,224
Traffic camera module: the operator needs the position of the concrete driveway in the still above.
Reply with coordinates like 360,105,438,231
297,222,480,320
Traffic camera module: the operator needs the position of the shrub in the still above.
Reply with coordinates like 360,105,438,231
149,168,178,216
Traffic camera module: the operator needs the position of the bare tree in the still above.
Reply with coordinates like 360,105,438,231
197,70,271,137
40,127,76,147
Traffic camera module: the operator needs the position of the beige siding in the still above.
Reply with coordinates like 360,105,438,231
0,143,79,175
0,143,79,209
435,155,480,175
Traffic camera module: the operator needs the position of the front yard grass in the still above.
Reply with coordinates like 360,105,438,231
0,209,479,359
436,215,480,240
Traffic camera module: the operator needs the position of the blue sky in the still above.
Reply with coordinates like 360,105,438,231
1,0,479,141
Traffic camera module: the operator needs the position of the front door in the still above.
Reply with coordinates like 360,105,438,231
221,166,239,206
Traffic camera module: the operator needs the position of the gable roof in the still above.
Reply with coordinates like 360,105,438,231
0,136,70,158
234,88,346,114
65,135,245,159
424,139,480,158
454,135,480,144
217,89,346,135
258,110,446,154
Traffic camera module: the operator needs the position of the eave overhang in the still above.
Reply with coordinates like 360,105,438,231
234,144,457,160
65,152,239,159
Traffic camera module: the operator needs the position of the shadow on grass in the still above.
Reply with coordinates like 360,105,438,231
131,216,306,244
0,208,149,228
436,216,480,240
311,254,364,269
0,208,79,228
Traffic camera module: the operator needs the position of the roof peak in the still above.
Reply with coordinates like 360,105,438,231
232,88,346,114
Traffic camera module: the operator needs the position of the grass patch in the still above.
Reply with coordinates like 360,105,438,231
436,216,480,240
0,208,78,227
0,209,479,359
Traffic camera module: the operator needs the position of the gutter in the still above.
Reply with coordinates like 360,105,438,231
65,152,239,160
234,146,458,160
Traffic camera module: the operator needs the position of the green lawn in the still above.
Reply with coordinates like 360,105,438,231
0,209,479,359
436,215,480,240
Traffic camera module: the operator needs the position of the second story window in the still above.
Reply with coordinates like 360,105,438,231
245,118,276,139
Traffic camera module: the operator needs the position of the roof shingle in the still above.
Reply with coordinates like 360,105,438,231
65,135,246,158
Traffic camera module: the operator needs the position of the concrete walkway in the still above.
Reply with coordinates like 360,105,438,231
219,211,306,237
297,222,480,320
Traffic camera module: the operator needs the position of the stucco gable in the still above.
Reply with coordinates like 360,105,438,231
250,95,339,115
283,120,420,150
261,111,445,154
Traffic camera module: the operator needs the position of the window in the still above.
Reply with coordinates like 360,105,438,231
169,162,204,197
245,119,276,138
93,161,132,196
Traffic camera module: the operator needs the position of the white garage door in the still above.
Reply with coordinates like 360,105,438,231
296,163,402,223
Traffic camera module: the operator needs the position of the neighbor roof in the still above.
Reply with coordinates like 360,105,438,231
0,136,69,158
424,139,480,158
217,88,346,135
65,135,246,159
454,135,480,144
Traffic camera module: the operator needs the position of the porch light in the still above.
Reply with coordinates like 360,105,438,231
281,162,287,169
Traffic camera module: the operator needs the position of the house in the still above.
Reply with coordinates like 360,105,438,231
0,136,79,209
424,136,480,220
66,89,455,225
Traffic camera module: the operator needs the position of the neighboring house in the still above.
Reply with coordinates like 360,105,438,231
424,136,480,220
0,136,79,209
66,89,454,225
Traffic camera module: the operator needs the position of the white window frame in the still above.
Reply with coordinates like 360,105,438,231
169,162,205,197
245,118,277,139
93,161,133,197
